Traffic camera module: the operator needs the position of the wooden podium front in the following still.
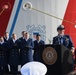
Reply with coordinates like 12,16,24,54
39,44,74,75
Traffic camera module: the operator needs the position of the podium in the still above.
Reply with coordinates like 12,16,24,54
39,44,74,75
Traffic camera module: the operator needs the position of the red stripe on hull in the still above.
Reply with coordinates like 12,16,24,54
62,0,76,47
0,0,15,36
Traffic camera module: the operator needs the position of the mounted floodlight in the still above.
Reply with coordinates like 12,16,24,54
23,2,32,10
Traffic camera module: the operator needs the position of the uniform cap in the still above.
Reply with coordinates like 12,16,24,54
36,34,41,37
21,61,47,75
57,25,65,31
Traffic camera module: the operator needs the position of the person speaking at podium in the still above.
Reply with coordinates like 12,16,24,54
53,24,75,72
53,24,75,55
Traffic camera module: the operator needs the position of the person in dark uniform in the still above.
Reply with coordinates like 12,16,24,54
19,31,26,65
53,25,75,71
4,32,11,73
9,33,20,75
0,36,8,75
4,32,11,42
33,34,45,61
20,32,34,66
19,31,26,41
53,25,75,53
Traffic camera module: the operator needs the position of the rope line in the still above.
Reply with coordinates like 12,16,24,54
31,7,76,25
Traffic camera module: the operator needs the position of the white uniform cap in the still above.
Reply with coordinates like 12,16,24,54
21,61,47,75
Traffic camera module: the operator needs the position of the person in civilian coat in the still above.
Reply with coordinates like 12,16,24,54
33,34,45,61
9,33,20,75
0,36,8,75
20,32,34,66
